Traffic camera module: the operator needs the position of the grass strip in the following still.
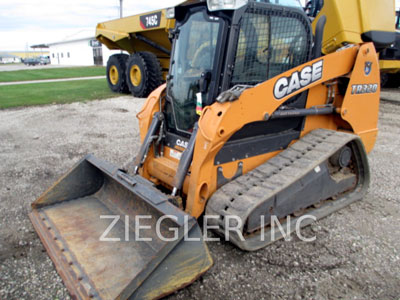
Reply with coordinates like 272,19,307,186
0,79,120,109
0,66,106,82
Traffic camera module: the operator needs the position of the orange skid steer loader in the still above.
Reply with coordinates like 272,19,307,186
29,0,396,299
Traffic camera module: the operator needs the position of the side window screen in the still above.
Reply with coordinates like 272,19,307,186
231,13,270,85
231,8,311,87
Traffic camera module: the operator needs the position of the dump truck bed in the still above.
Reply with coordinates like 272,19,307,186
96,9,174,57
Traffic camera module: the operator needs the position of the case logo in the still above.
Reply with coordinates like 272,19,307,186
176,139,188,149
140,12,162,29
273,60,323,100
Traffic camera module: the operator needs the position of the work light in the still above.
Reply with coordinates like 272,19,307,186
206,0,248,11
166,7,175,19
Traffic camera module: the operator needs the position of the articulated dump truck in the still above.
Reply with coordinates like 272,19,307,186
379,10,400,87
30,0,396,299
96,9,174,97
306,0,400,87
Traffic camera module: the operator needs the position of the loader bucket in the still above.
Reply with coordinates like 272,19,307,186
29,154,212,300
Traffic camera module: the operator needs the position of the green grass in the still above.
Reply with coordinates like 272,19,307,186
0,79,120,109
0,66,106,82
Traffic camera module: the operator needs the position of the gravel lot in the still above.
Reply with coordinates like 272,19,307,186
0,94,399,300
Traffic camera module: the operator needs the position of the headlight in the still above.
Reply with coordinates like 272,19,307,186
206,0,248,12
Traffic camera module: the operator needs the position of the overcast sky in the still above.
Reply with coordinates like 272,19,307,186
0,0,398,51
0,0,183,51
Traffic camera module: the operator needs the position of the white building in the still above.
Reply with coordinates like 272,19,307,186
0,54,21,64
47,30,122,67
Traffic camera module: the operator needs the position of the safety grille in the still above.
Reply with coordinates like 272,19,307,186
230,5,312,87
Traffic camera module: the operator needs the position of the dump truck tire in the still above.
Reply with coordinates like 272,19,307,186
106,54,129,93
386,74,400,88
381,73,400,88
126,52,163,98
381,73,389,87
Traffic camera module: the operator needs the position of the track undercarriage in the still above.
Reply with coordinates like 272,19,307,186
206,129,370,250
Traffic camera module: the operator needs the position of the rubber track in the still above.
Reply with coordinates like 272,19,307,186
206,129,370,251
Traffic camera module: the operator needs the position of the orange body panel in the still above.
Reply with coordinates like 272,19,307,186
136,43,380,219
340,43,380,152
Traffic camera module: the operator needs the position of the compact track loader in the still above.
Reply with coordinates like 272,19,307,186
30,0,396,299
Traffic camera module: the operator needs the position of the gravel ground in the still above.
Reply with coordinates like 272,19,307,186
0,94,399,300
